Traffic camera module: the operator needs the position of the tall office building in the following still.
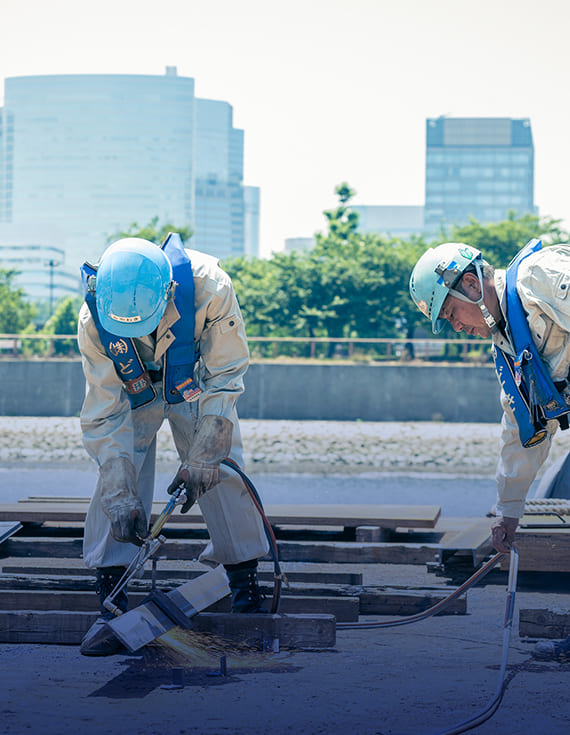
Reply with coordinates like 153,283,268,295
244,185,260,257
193,99,247,258
0,70,257,297
424,117,536,233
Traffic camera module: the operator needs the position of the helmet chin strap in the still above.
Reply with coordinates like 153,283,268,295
447,260,499,334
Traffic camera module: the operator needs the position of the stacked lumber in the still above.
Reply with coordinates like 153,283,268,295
0,497,480,646
498,498,570,573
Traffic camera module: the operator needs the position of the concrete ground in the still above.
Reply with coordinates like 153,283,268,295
1,569,570,735
1,419,570,734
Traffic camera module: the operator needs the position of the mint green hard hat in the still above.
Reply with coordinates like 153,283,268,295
409,243,482,333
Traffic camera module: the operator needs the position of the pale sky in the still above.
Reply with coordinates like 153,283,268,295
1,0,569,257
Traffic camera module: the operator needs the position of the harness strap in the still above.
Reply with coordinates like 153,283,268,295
493,239,570,446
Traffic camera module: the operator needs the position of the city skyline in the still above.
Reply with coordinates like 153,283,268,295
1,0,569,258
0,72,258,286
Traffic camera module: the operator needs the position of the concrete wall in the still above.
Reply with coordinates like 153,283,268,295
0,361,503,422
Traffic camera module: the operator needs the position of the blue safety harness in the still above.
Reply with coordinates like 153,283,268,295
492,238,570,447
81,233,201,409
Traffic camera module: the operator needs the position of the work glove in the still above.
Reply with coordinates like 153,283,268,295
98,456,148,546
491,515,519,553
167,415,233,513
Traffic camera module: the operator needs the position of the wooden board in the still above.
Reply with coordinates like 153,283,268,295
439,518,493,566
1,535,442,565
519,608,570,639
0,501,441,529
499,528,570,572
0,610,336,649
0,560,364,586
0,588,360,623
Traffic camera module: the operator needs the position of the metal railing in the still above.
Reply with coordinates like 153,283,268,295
0,333,494,362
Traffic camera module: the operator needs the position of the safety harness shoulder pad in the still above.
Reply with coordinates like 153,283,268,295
493,238,570,447
80,233,200,409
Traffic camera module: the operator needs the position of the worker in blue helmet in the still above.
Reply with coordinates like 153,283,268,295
410,238,570,663
94,237,174,338
78,235,269,656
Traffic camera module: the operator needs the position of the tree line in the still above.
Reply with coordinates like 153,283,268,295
224,184,569,350
0,186,568,357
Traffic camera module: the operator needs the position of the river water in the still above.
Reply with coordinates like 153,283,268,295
0,466,505,517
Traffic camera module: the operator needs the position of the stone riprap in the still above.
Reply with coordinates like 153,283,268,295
0,417,567,477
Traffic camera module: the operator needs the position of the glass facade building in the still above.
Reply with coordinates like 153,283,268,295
193,99,246,258
0,70,256,298
424,117,536,233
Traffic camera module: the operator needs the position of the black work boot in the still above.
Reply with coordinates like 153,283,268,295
80,566,128,656
224,560,267,613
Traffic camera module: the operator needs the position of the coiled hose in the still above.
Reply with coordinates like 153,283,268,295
218,464,519,734
338,548,519,735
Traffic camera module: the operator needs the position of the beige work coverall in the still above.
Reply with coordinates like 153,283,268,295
492,244,570,519
78,248,268,570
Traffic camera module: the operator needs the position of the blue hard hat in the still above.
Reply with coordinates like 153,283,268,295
95,238,173,338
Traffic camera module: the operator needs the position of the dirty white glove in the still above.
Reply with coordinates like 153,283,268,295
491,515,519,553
167,415,233,513
98,456,148,545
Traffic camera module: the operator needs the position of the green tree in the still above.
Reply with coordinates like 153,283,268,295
321,182,360,242
43,296,82,356
228,183,425,355
0,269,36,333
447,212,569,269
223,254,280,339
314,184,423,342
109,216,193,245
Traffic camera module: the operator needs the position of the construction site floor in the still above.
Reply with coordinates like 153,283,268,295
1,564,570,735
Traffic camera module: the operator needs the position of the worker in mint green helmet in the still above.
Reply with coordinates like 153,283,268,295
78,234,269,657
409,242,498,336
410,238,570,664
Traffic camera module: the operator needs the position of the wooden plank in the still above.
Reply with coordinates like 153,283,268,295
439,518,493,566
0,588,359,622
273,540,441,565
0,573,353,597
0,501,441,529
208,595,359,622
519,608,570,639
0,536,107,559
18,496,91,503
0,610,336,648
0,574,466,620
1,536,442,564
499,528,570,572
0,589,143,612
0,561,363,586
0,585,466,621
0,521,22,545
0,610,99,644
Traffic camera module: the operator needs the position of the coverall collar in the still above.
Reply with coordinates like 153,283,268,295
136,298,180,363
